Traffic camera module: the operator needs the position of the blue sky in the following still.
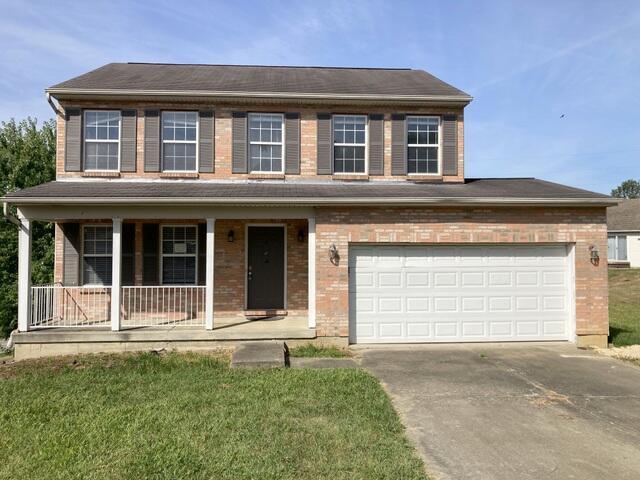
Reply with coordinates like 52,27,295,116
1,0,639,193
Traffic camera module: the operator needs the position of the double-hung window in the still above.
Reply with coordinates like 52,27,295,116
82,225,113,285
608,234,628,261
249,113,283,173
333,115,366,173
407,116,440,174
162,112,198,171
84,111,120,171
161,226,197,285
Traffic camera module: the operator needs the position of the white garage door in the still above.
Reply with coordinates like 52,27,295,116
349,245,573,343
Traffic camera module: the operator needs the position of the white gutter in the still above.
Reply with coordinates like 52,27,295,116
2,201,22,227
46,88,473,105
2,196,617,207
46,92,63,116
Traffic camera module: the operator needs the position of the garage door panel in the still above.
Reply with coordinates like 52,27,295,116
350,244,572,343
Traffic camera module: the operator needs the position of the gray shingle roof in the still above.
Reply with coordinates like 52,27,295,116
607,198,640,230
48,63,471,99
3,178,612,206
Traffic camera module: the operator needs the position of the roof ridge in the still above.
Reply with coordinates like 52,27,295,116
124,62,413,71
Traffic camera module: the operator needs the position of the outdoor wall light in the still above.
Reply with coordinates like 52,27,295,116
329,243,339,265
589,245,599,265
297,229,305,242
227,230,235,243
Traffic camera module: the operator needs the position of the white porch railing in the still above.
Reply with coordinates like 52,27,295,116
121,286,205,327
30,285,112,328
29,285,205,329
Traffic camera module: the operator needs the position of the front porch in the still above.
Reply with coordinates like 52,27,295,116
14,205,319,353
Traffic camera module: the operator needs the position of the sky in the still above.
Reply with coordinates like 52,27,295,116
1,0,639,194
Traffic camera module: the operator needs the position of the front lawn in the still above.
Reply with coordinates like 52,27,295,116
609,269,640,346
289,343,350,358
0,352,427,480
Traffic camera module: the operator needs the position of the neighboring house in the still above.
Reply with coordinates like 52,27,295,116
1,63,614,359
607,198,640,268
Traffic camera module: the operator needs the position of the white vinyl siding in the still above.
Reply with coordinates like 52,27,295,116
84,111,120,171
162,112,198,172
161,226,197,285
82,225,113,285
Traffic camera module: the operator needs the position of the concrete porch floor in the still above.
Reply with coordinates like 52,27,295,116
13,315,316,360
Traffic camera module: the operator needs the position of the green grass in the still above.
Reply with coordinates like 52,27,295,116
0,352,427,480
609,269,640,346
288,343,350,358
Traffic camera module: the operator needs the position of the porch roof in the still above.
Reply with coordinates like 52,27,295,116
3,178,614,207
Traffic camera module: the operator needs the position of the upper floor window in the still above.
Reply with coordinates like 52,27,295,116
161,225,197,285
249,113,283,173
84,111,120,171
608,235,627,261
82,225,112,285
162,112,198,172
407,116,440,174
333,115,366,174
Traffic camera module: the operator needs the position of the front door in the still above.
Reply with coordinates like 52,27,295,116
247,226,285,310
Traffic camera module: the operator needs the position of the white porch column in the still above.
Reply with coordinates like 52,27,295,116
110,218,122,331
205,218,216,330
307,216,316,329
17,209,32,332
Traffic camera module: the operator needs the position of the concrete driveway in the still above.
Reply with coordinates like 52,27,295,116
360,344,640,480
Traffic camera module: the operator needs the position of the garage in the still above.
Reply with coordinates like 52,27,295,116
349,244,574,343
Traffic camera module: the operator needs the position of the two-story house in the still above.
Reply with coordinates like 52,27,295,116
2,63,614,359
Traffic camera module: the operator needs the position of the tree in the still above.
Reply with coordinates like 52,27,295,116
0,118,56,337
611,179,640,199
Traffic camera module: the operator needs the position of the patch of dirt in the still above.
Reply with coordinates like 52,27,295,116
596,345,640,362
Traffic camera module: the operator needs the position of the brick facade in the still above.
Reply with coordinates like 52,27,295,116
55,102,465,183
314,206,609,341
54,219,309,318
53,206,609,344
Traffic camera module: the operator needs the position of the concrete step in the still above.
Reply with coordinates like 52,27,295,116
231,341,286,368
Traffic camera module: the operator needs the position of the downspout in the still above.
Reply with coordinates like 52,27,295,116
2,202,21,227
2,202,21,351
46,92,63,116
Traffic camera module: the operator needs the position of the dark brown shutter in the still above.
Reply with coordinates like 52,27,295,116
197,223,206,285
142,223,159,285
391,114,407,175
120,110,137,172
284,113,300,174
65,109,82,172
62,223,80,286
121,223,135,286
368,114,384,175
442,115,458,176
144,110,160,172
316,113,332,174
232,112,247,173
199,110,214,173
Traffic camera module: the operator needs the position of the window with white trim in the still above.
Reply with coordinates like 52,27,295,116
407,116,440,174
162,226,197,285
608,234,627,261
82,225,112,285
333,115,366,173
249,113,283,173
84,111,120,171
162,112,198,171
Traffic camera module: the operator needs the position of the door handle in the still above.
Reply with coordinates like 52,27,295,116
248,265,253,281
